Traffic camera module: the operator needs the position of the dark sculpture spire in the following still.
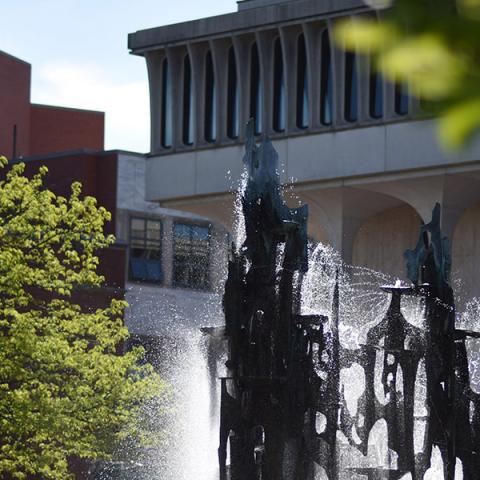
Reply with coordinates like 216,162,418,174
218,130,480,479
219,122,319,479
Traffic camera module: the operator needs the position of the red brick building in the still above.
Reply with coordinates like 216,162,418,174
0,50,124,310
0,50,104,159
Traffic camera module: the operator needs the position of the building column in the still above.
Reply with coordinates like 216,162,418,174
162,217,174,287
330,17,349,127
166,47,183,151
232,34,254,141
210,38,230,145
302,21,324,130
279,25,301,134
145,51,165,154
188,42,209,147
209,226,229,294
256,30,276,136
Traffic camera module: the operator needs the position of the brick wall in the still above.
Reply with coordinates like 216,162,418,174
0,51,31,158
30,104,104,156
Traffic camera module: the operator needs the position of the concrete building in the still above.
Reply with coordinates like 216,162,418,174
128,0,480,305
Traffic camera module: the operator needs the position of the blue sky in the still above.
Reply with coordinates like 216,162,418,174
1,1,238,152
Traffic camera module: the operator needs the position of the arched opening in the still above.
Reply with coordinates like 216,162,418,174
250,43,263,135
227,46,239,139
273,38,286,133
161,58,173,148
369,66,383,119
395,81,409,115
345,51,358,122
352,205,422,278
452,201,480,306
320,29,333,126
205,51,217,143
296,33,309,129
183,54,194,145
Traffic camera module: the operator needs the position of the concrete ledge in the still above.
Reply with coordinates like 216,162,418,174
145,119,480,202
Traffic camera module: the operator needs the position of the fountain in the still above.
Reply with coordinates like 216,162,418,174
213,121,480,479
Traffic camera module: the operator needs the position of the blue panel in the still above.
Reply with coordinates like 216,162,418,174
130,257,147,279
174,223,191,238
146,260,162,282
192,226,209,241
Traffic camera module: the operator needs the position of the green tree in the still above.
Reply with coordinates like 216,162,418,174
334,0,480,148
0,157,168,479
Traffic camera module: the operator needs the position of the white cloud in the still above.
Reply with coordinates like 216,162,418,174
32,63,150,153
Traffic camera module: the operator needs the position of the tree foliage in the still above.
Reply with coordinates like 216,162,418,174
334,0,480,148
0,157,168,479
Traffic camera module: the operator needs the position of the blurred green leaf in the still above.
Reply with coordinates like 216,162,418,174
439,97,480,148
334,19,399,52
378,34,467,99
457,0,480,19
334,0,480,149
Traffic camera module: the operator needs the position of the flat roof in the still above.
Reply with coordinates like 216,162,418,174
0,49,31,67
128,0,366,54
31,103,105,116
237,0,299,11
12,149,146,164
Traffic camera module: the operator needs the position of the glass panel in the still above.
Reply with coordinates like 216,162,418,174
250,43,262,135
174,223,191,239
145,244,162,256
273,38,286,133
321,30,333,126
130,217,162,282
145,260,162,282
369,69,383,119
191,225,210,241
131,218,145,239
147,220,161,240
227,47,239,139
345,51,358,122
296,34,309,129
161,58,173,148
205,51,217,142
130,258,148,279
395,81,409,115
183,55,194,145
173,222,210,290
131,239,145,250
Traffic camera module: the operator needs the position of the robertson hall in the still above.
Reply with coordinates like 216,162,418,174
128,0,480,305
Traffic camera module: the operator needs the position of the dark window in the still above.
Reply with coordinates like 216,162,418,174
345,51,358,122
250,43,263,135
183,55,194,145
395,81,409,115
273,38,286,133
296,34,309,129
227,47,239,139
161,59,173,148
369,68,383,119
205,51,217,143
173,223,210,290
129,217,162,283
320,30,333,126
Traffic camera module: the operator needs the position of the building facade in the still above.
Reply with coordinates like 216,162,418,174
0,50,227,364
1,49,227,477
129,0,480,306
0,50,104,159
